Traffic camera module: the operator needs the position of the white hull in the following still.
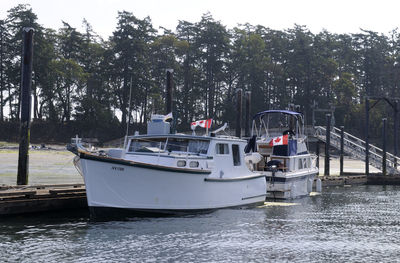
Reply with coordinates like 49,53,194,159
80,158,267,213
264,168,318,199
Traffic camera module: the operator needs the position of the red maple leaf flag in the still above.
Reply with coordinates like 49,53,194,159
191,119,213,129
269,135,289,146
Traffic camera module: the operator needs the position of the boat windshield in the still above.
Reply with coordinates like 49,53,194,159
129,138,167,153
253,112,302,139
166,138,209,154
128,137,210,154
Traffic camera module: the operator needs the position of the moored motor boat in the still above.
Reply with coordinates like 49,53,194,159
69,115,267,217
244,110,319,199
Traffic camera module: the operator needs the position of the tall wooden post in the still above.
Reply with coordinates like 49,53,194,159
340,126,344,176
365,98,370,176
244,91,251,137
324,114,331,176
0,20,4,121
17,28,34,185
166,69,173,114
382,118,387,176
166,69,175,133
235,89,242,138
316,141,320,169
394,100,398,169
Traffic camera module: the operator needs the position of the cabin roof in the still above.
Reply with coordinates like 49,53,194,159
253,110,302,119
127,133,246,143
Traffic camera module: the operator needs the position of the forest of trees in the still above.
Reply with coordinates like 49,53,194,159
0,4,399,145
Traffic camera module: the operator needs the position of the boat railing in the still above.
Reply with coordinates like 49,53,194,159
310,154,318,169
315,126,400,174
157,142,162,164
186,146,189,164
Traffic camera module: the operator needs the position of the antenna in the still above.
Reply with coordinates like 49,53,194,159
124,76,133,148
212,123,228,134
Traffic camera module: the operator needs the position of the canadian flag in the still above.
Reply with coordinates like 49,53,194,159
269,134,289,146
191,119,212,129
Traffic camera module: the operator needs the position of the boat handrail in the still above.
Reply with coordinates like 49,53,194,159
157,142,162,164
125,151,212,159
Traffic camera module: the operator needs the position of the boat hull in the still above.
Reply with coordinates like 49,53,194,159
265,169,318,199
79,158,267,216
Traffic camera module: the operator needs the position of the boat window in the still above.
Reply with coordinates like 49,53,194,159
177,160,186,167
232,144,241,166
166,138,210,154
216,143,229,154
166,138,188,152
189,161,199,168
188,140,210,154
129,138,166,153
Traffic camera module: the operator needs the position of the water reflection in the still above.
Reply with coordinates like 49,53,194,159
1,185,400,262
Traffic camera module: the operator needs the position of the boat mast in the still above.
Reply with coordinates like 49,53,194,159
124,76,133,148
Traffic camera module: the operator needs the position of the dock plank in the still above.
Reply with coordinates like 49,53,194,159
0,190,37,198
49,188,86,195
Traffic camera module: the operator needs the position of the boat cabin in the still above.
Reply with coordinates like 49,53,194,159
246,110,314,173
123,134,249,177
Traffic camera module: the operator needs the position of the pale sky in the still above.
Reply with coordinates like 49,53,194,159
1,0,400,38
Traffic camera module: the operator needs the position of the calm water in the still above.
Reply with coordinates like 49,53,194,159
1,185,400,262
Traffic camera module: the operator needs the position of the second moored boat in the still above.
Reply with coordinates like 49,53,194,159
245,110,319,199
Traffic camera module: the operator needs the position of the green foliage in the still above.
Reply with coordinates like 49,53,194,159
1,5,399,145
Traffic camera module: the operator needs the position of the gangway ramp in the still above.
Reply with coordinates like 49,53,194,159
314,126,400,175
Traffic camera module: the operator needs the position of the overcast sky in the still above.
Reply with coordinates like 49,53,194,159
1,0,400,38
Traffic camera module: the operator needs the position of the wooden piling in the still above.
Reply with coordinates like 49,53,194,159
394,100,398,169
235,89,242,138
166,69,173,114
0,21,4,121
324,114,331,176
340,126,344,176
365,97,370,176
382,118,387,176
245,91,251,137
17,28,34,185
316,141,320,169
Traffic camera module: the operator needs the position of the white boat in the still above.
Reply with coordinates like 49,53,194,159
69,116,267,217
244,110,319,199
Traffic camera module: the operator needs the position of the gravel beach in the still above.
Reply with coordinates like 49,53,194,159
0,148,83,186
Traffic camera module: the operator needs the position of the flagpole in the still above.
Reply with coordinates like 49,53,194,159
124,76,133,148
205,119,211,136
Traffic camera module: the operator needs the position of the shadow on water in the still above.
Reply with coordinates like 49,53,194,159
0,208,90,229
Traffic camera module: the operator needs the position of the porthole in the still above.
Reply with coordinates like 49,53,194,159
189,161,199,168
177,160,186,167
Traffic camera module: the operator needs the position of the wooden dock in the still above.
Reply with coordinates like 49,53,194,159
1,173,400,216
365,174,400,185
318,172,400,187
319,175,367,187
0,184,87,216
